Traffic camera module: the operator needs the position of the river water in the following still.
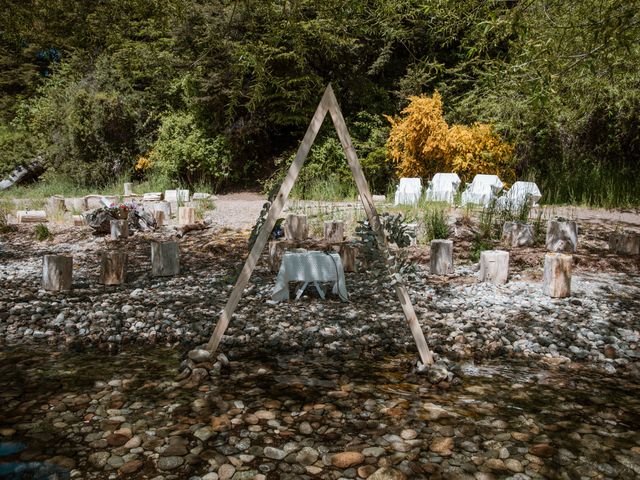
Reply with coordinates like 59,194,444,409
1,347,639,479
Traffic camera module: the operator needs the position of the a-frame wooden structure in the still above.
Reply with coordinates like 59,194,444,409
206,84,434,365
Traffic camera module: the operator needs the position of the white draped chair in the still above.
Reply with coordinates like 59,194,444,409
425,173,460,204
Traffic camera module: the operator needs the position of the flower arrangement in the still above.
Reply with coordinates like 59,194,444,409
105,201,138,219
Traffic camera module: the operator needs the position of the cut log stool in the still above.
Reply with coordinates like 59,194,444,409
110,219,129,240
502,222,534,247
99,251,127,285
609,232,640,256
73,215,85,226
42,255,73,291
430,239,453,275
323,221,344,243
284,214,308,241
336,243,359,273
154,210,165,228
479,250,509,284
151,241,180,276
546,220,578,253
155,202,172,220
543,253,572,298
178,207,196,225
47,195,66,216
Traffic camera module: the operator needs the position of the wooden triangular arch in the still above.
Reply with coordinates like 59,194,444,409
205,84,434,365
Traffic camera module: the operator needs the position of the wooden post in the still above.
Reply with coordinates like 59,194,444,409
99,251,126,285
430,240,453,275
204,84,434,366
110,219,128,240
42,255,72,291
151,241,180,276
178,207,196,226
543,253,572,298
502,222,534,247
285,214,308,241
609,232,640,256
546,220,578,253
324,221,345,243
328,85,434,365
479,250,509,284
124,183,133,196
154,210,165,228
205,87,331,354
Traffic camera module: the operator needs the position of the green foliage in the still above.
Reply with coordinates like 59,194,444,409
149,111,231,188
423,207,450,242
470,235,492,263
34,223,52,241
0,0,638,205
356,213,414,249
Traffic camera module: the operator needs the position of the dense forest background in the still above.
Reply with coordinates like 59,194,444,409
0,0,639,205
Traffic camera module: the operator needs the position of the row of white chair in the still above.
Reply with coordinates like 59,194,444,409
394,174,541,210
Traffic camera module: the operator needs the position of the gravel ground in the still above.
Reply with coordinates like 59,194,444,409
1,198,639,479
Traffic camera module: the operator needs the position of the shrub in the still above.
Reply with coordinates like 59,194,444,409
149,112,232,189
34,223,52,241
423,207,450,242
386,93,515,183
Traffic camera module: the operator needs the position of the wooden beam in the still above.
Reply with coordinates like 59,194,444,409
205,87,332,352
326,84,434,365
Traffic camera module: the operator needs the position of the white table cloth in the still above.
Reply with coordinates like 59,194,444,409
394,178,423,206
425,173,460,204
271,251,349,302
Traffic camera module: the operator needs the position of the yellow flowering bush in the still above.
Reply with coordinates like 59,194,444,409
386,93,514,182
134,153,153,172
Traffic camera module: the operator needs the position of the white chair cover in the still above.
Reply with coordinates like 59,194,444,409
498,181,542,210
394,178,422,206
425,173,461,204
461,174,504,206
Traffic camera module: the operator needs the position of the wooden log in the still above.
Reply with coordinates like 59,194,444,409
479,250,509,284
543,253,572,298
323,221,344,243
176,221,210,237
110,219,128,240
99,251,126,285
17,210,47,223
608,232,640,256
502,222,534,247
47,195,66,215
153,210,165,228
151,241,180,276
73,215,85,226
430,239,453,275
546,220,578,253
155,201,172,219
178,207,196,225
42,255,72,291
284,214,308,241
124,182,133,196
